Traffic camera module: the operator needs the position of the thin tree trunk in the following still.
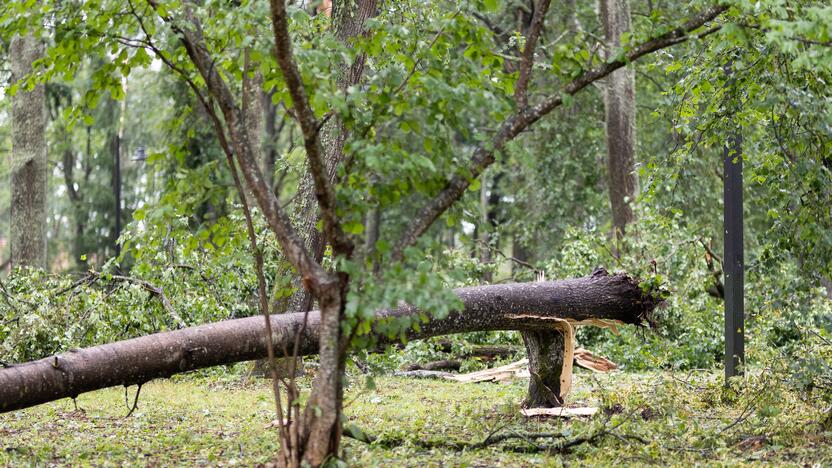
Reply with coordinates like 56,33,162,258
479,175,493,281
279,0,378,314
62,146,87,269
9,33,47,270
0,271,659,413
106,77,128,260
263,92,278,191
263,0,378,390
600,0,637,239
365,206,381,274
242,52,266,176
289,2,377,464
565,0,583,34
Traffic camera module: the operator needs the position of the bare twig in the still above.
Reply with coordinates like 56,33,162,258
476,239,542,273
124,383,143,417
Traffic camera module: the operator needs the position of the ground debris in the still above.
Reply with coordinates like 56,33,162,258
521,406,599,418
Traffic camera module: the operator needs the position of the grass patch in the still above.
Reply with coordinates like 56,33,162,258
1,368,830,466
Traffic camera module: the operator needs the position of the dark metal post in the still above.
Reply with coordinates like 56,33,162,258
724,132,744,380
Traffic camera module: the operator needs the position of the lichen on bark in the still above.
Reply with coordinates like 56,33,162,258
10,32,48,270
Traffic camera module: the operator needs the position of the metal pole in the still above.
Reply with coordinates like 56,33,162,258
724,131,744,380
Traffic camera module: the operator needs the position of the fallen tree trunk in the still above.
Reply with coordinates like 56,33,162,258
433,340,518,360
0,269,659,412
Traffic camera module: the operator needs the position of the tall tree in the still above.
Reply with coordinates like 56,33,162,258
9,32,47,269
600,0,637,239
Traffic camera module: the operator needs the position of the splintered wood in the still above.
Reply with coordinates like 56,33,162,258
574,347,618,372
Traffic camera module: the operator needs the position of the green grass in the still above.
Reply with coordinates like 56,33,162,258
1,368,830,466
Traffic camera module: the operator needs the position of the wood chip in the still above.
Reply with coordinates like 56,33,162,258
574,348,618,373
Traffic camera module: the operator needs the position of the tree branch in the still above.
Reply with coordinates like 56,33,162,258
391,4,727,262
515,0,552,109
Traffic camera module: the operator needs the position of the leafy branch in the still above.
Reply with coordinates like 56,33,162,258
391,4,728,262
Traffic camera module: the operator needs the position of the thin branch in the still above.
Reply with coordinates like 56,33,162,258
393,10,461,97
225,130,291,459
476,239,542,273
390,5,727,262
472,430,566,449
699,237,723,265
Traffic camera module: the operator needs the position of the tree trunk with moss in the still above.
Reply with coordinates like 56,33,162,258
9,33,47,270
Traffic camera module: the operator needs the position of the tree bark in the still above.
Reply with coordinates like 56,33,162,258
263,92,279,191
9,33,47,270
0,270,659,413
600,0,637,239
522,328,567,407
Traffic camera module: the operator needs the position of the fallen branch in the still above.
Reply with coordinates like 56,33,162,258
88,271,185,328
396,359,527,382
434,340,519,360
0,270,660,412
472,431,566,450
404,360,461,372
347,411,637,453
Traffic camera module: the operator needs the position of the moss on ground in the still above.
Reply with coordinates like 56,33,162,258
1,368,829,466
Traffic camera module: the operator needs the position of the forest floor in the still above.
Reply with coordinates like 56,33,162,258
1,366,829,467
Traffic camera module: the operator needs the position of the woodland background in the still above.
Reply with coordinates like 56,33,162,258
1,0,831,465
